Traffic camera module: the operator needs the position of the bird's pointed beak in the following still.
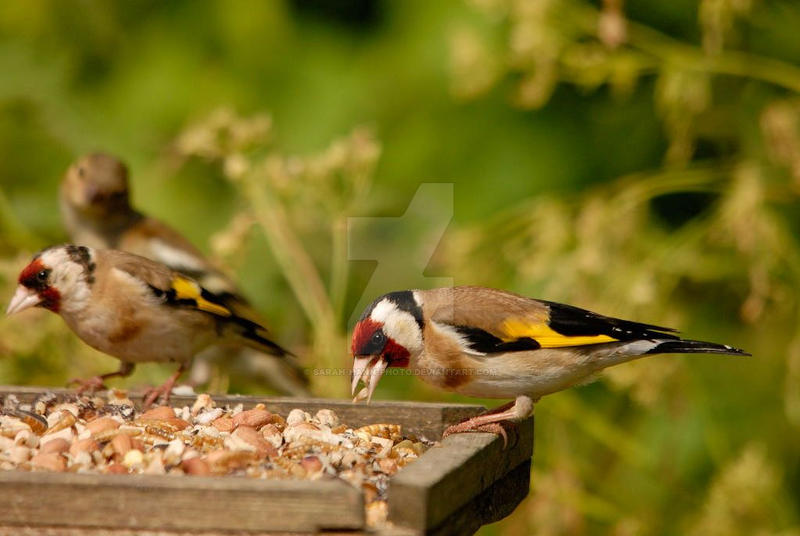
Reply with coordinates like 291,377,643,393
351,355,388,403
6,286,41,315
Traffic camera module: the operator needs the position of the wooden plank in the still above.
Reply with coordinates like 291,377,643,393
0,387,484,439
0,472,363,533
0,529,327,536
0,528,363,536
378,463,531,536
0,387,536,535
427,460,531,536
387,415,534,532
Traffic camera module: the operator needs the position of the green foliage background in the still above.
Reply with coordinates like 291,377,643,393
1,1,799,534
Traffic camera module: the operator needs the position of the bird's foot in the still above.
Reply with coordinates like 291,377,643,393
142,384,172,408
441,395,532,448
442,419,517,448
143,378,184,407
68,376,107,394
142,367,185,407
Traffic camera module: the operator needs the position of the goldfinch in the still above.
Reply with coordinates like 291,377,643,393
6,245,297,405
350,287,749,440
60,152,309,395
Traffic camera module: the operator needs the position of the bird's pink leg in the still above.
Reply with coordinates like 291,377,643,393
69,362,135,394
476,399,517,416
442,395,535,447
142,364,186,407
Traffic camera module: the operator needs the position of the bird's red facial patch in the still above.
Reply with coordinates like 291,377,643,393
18,258,45,287
351,318,410,368
383,339,410,368
18,258,60,312
38,287,60,312
351,318,382,356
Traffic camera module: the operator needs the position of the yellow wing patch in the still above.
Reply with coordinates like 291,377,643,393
501,318,616,348
171,276,231,317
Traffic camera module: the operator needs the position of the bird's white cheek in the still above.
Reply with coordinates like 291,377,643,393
57,275,91,314
382,320,422,355
369,299,423,355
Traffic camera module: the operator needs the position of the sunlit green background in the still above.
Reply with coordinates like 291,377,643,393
1,1,799,534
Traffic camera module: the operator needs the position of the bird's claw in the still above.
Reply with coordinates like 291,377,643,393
142,377,185,407
68,376,107,394
142,385,170,408
442,419,517,449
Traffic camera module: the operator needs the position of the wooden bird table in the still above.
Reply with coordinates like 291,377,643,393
0,386,534,536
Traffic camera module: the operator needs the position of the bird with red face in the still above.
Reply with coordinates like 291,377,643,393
350,287,749,440
6,244,296,405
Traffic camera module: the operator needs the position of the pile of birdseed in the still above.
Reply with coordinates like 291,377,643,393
0,390,431,527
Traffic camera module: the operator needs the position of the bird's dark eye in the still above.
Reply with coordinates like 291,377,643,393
371,331,386,345
357,327,387,356
36,269,50,283
77,166,85,178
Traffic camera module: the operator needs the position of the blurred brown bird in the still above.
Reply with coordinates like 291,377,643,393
350,287,749,442
60,152,310,395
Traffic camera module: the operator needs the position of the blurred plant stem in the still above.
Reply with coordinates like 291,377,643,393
330,216,350,322
569,1,800,93
240,172,335,336
626,17,800,93
174,111,379,398
239,171,345,397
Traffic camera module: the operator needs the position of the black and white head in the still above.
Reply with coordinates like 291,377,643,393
6,245,96,316
350,290,425,401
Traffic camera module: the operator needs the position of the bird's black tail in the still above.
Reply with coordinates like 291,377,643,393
646,339,750,356
223,313,304,363
240,328,310,389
